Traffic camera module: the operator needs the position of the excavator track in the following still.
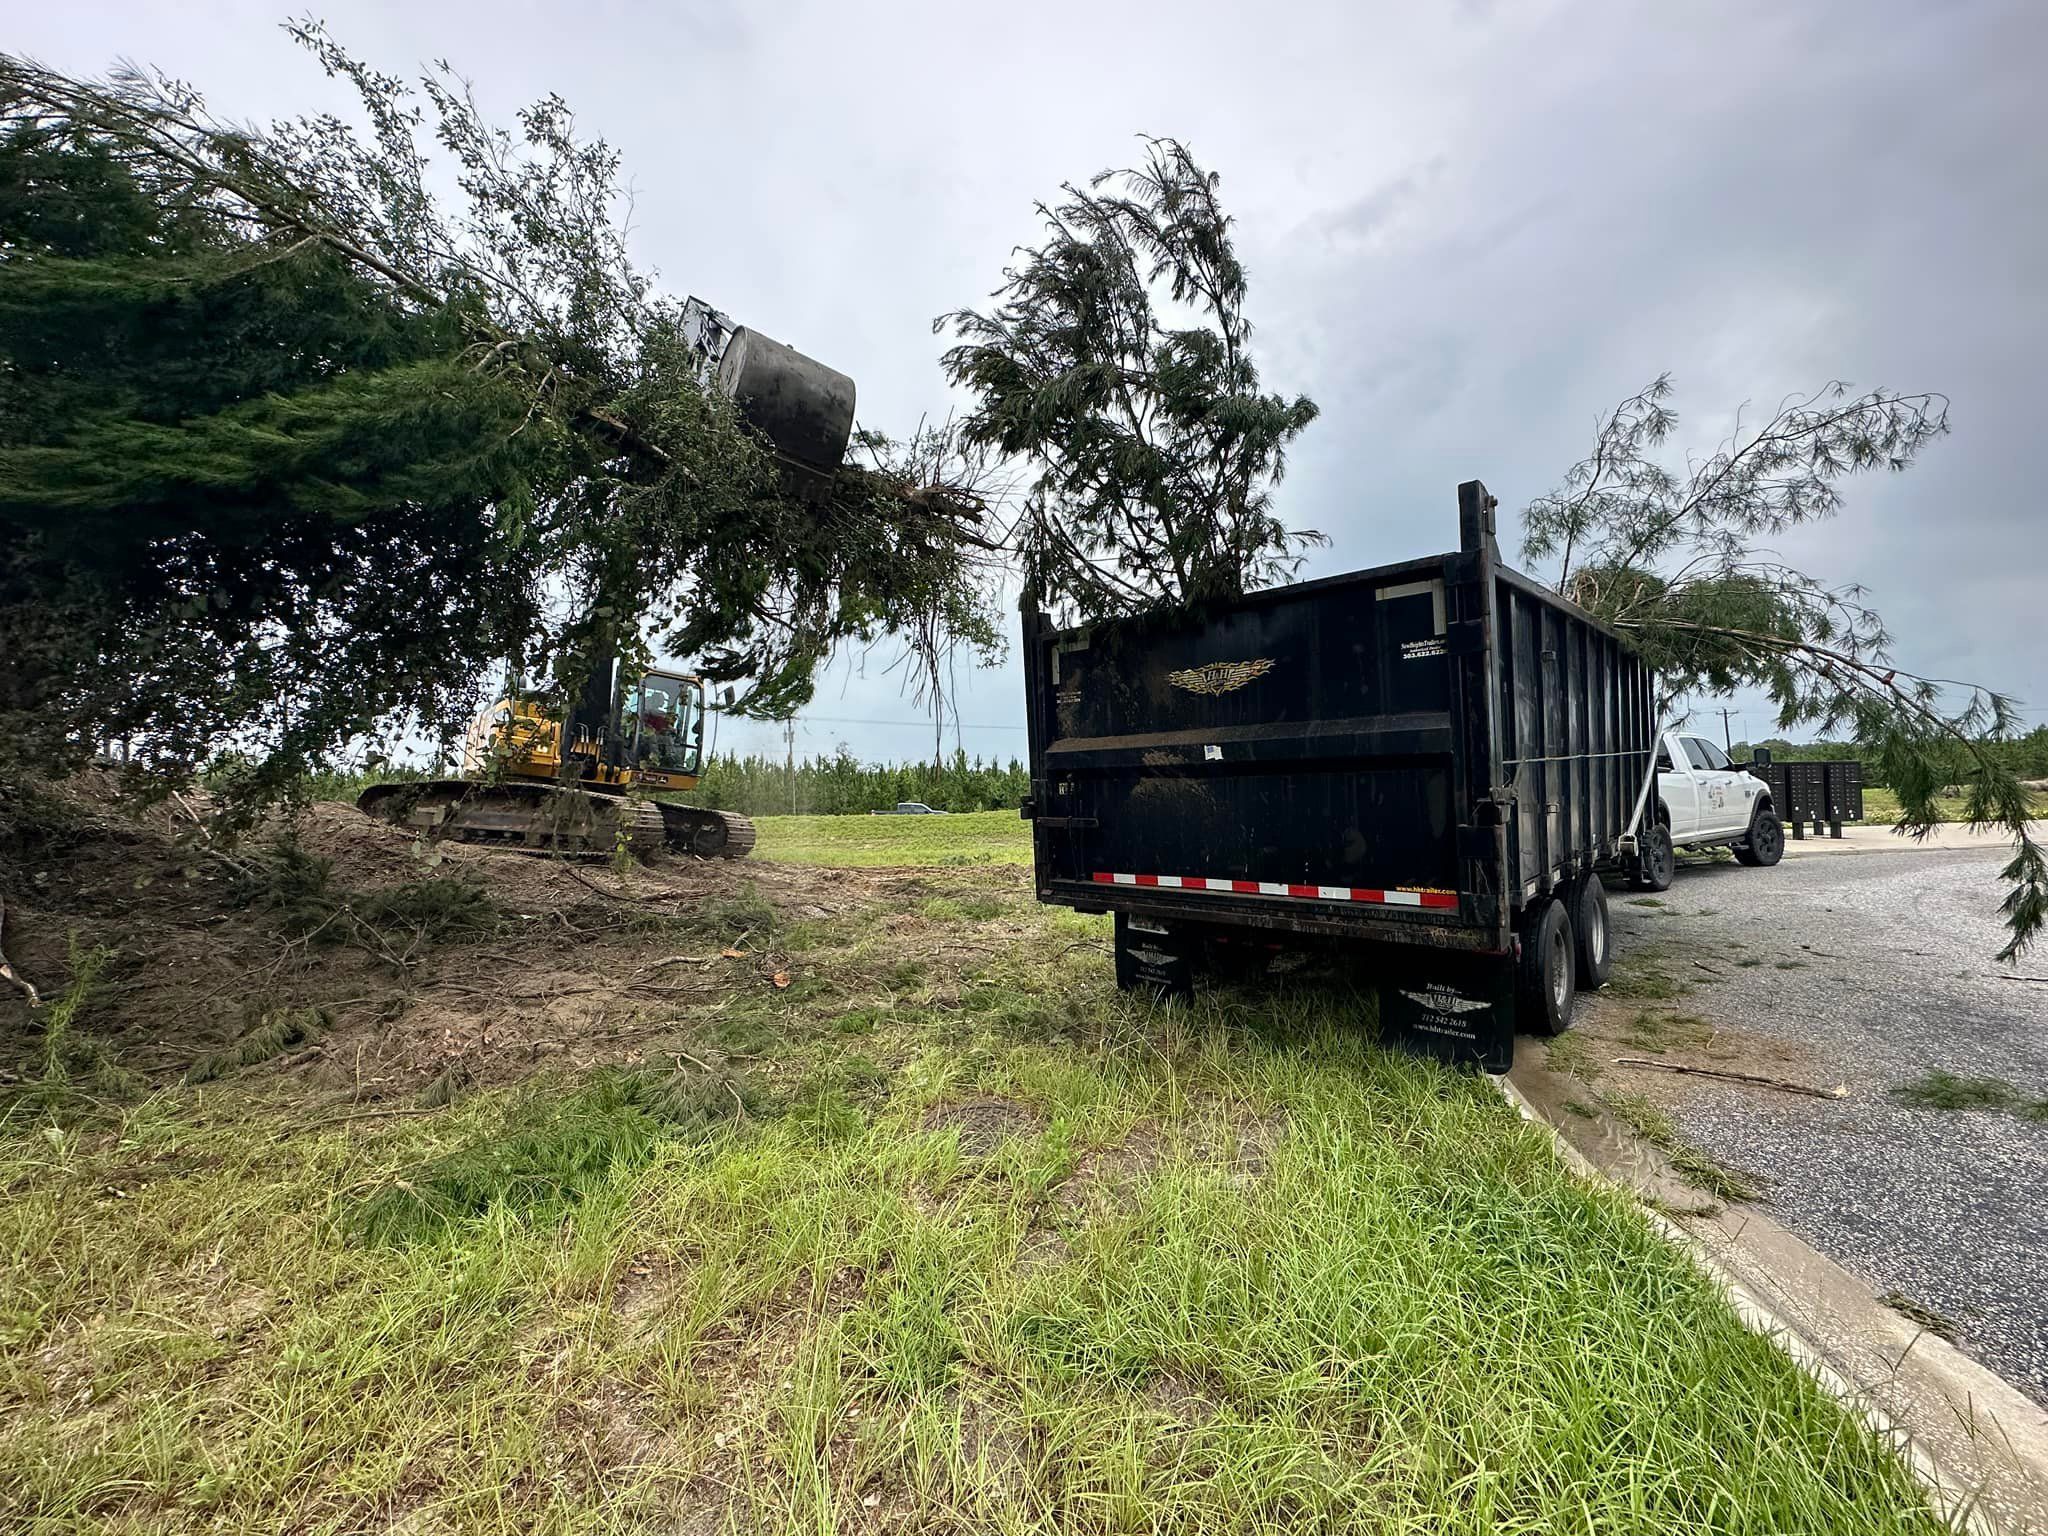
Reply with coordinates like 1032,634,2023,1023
655,803,757,858
357,781,755,859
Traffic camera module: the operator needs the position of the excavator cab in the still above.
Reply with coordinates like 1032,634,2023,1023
619,670,705,789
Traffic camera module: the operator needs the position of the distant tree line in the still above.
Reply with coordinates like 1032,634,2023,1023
686,749,1029,817
1734,726,2048,784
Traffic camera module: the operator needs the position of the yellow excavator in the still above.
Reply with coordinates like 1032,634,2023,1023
357,666,755,857
358,321,855,859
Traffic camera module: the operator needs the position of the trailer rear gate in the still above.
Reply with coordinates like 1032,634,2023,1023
1021,482,1656,1070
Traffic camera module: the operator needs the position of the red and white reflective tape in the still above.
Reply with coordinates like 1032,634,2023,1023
1090,871,1457,910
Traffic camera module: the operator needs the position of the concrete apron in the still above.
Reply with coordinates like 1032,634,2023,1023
1503,1055,2048,1535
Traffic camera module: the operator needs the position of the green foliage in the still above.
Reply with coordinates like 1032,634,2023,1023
1,937,140,1117
1891,1070,2048,1119
30,939,108,1085
0,117,543,812
184,1006,326,1085
939,137,1320,617
1522,376,2043,958
0,39,995,818
26,938,120,1098
229,836,500,953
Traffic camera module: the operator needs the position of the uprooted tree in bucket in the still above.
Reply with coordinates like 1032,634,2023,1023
0,31,1005,832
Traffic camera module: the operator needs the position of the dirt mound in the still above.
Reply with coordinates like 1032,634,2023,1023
0,777,882,1105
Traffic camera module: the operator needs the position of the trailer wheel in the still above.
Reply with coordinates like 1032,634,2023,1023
1202,937,1272,983
1630,821,1675,892
1517,898,1577,1036
1570,878,1612,989
1734,805,1785,867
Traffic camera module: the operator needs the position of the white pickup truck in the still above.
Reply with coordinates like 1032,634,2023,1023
1630,727,1784,890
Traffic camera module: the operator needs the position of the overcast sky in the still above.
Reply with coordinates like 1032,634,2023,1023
19,1,2045,764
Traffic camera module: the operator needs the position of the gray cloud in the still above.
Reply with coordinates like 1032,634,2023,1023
1315,156,1446,250
15,0,2044,763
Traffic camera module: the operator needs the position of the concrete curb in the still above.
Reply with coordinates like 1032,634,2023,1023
1775,822,2047,858
1498,1070,2048,1534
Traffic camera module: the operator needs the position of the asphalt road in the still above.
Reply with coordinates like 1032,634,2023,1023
1602,837,2048,1404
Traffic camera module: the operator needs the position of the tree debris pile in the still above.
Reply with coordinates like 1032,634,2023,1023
0,773,951,1110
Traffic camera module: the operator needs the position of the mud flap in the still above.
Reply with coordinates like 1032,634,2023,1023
1113,912,1193,1002
1378,955,1516,1073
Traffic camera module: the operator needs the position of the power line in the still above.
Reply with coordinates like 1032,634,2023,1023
717,711,1027,732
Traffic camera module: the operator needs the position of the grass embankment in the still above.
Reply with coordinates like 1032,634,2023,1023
1860,786,2047,825
0,813,1944,1532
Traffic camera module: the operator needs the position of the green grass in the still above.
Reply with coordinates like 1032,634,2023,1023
1892,1069,2048,1120
1621,1011,1713,1055
752,808,1031,867
0,838,1942,1533
1861,786,2048,825
1544,1031,1602,1084
1604,1091,1761,1204
0,1007,1932,1533
1602,947,1685,1002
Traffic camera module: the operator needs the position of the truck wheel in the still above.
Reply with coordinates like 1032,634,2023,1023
1630,822,1675,892
1516,897,1577,1036
1570,878,1612,989
1734,805,1784,867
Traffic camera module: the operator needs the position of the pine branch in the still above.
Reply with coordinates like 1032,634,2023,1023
1612,615,2043,959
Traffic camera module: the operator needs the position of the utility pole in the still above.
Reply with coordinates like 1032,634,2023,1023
784,717,797,815
1719,706,1735,751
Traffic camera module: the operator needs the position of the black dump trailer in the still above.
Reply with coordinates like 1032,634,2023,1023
1019,481,1657,1072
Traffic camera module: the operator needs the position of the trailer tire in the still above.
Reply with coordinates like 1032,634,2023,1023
1517,897,1577,1036
1630,821,1675,892
1734,805,1784,867
1201,936,1271,983
1570,878,1612,990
